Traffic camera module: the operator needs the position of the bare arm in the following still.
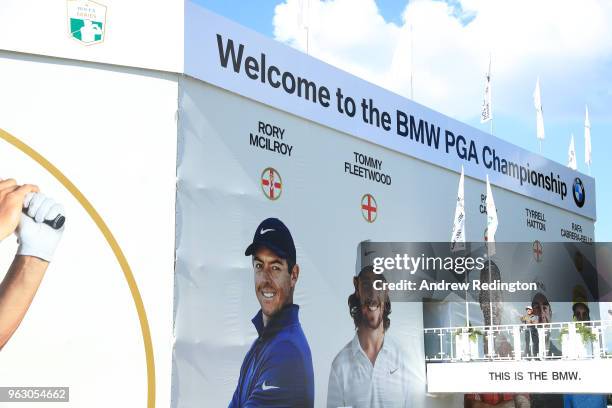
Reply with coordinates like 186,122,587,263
0,256,48,349
0,179,42,349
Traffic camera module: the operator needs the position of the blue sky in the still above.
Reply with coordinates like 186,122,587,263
193,0,407,39
194,0,611,240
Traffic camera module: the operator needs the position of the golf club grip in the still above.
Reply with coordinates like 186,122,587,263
22,209,66,230
45,214,66,230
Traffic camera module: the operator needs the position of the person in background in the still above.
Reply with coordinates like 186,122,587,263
529,293,562,408
530,292,561,357
520,306,538,358
572,302,590,322
563,301,606,408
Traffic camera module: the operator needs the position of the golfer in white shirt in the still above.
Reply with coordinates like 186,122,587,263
327,266,412,408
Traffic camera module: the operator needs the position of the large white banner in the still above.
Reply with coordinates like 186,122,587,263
172,76,597,407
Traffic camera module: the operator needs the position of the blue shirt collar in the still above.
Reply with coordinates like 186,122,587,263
252,304,300,338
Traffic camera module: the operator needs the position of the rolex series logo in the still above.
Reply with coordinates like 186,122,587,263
67,0,107,45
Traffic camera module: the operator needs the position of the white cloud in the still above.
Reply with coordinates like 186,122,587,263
274,0,400,82
273,0,612,121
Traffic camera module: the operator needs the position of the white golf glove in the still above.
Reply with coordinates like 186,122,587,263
16,192,65,262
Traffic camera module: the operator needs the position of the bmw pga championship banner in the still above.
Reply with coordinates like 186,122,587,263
0,1,610,408
184,5,596,221
173,77,606,407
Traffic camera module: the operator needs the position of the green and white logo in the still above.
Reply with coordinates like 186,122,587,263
67,0,107,45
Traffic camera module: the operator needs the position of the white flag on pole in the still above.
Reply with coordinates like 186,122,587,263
480,57,492,123
485,175,498,256
568,134,577,170
585,106,592,167
451,166,466,252
534,78,545,141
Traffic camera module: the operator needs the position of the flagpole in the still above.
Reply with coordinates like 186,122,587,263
484,175,498,359
462,246,469,329
451,166,468,328
306,0,310,55
488,256,494,358
534,78,544,154
465,277,469,328
410,24,414,100
585,106,591,175
490,52,493,136
488,258,492,327
480,53,492,132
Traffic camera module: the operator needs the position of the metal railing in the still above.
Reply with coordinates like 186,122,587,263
423,320,612,362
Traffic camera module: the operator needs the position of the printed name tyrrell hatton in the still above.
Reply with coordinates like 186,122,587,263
374,279,538,293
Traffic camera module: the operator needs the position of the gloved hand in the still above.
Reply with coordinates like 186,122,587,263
16,193,65,262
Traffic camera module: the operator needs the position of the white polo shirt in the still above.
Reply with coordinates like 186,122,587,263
327,334,412,408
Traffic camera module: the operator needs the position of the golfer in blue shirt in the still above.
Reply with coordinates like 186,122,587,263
229,218,314,408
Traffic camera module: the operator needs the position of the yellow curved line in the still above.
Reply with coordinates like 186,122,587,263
0,128,155,408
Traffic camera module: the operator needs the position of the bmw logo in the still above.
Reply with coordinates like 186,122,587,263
573,177,585,208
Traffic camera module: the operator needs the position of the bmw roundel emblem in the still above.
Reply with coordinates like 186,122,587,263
573,177,585,208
